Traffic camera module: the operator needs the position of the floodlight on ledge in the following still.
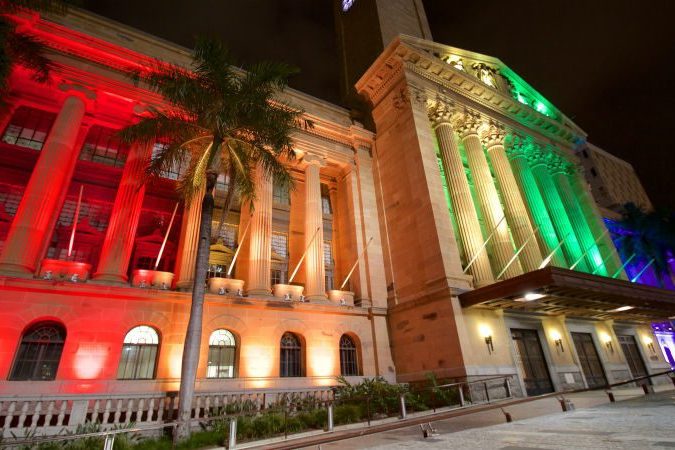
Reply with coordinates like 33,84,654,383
515,292,546,302
609,305,634,313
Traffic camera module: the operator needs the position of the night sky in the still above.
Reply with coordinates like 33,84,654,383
82,0,675,210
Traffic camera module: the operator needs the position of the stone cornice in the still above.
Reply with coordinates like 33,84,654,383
357,37,586,147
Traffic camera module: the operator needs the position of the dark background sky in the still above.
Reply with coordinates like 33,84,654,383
82,0,675,210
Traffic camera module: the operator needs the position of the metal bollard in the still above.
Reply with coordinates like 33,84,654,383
400,394,407,420
504,378,512,398
458,386,465,407
228,418,237,449
607,391,615,402
327,404,334,432
484,382,490,403
642,384,654,395
103,434,115,450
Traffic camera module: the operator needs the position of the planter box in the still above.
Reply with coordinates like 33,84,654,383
131,269,174,289
208,277,245,295
272,283,304,301
39,259,91,282
327,290,355,306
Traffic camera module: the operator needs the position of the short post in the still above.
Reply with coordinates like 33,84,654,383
366,397,371,426
327,403,334,432
103,434,115,450
399,394,407,420
501,408,512,423
458,385,465,407
228,418,237,450
642,383,654,395
504,378,512,398
606,391,615,402
484,382,490,403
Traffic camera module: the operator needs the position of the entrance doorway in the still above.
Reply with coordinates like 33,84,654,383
617,334,650,385
571,332,607,388
511,328,554,396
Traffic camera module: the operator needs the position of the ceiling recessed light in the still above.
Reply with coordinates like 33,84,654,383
609,305,634,312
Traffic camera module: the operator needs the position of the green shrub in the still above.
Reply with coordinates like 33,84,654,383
333,404,362,425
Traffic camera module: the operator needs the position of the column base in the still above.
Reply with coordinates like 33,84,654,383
91,272,129,286
0,262,36,278
247,288,273,298
305,294,328,303
175,280,195,292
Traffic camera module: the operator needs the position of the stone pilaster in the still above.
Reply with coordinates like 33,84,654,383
506,138,567,268
431,107,493,286
246,166,273,296
483,126,542,272
548,154,604,274
93,142,152,283
457,114,522,279
528,145,586,270
303,153,327,301
174,185,205,290
0,92,88,276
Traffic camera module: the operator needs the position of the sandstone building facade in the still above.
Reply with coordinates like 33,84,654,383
0,1,673,432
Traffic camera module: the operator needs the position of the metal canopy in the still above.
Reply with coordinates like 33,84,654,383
458,267,675,322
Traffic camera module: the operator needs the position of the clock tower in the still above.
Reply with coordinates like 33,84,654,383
334,0,432,114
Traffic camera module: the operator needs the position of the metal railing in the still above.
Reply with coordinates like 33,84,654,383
2,370,673,450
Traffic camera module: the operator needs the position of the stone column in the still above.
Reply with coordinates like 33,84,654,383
528,146,586,270
0,93,88,276
569,165,626,279
458,114,522,279
246,166,273,296
549,156,605,275
303,154,327,301
93,143,152,283
483,126,542,272
174,185,204,290
431,111,493,286
506,138,567,268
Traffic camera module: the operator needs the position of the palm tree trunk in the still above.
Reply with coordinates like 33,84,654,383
214,165,237,241
175,171,217,442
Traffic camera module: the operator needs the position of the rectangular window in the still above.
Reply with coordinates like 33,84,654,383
1,106,56,150
273,181,290,206
321,184,332,215
323,240,333,266
271,232,289,258
80,125,129,168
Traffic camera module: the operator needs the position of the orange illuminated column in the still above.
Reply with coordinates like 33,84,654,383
431,107,493,286
483,125,542,272
246,166,273,296
303,154,327,301
174,185,204,290
0,91,90,276
93,143,152,283
458,114,522,279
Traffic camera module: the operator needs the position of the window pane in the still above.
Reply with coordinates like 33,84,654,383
79,125,129,168
10,322,66,381
340,335,359,376
1,106,56,150
117,326,159,380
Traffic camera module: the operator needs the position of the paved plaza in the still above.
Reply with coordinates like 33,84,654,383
300,388,675,450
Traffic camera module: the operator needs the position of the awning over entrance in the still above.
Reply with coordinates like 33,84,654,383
459,267,675,322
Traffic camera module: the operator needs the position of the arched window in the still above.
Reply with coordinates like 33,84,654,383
280,332,303,377
10,322,66,381
117,326,159,380
207,329,237,378
339,334,359,376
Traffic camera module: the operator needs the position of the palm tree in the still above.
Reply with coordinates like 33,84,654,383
615,203,675,287
120,37,305,441
0,0,70,104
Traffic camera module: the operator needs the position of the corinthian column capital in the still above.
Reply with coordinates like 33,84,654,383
545,150,567,174
455,112,483,139
526,144,548,168
427,100,456,128
481,123,506,149
505,134,529,160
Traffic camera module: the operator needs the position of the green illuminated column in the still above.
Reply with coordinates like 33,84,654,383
430,109,494,286
506,137,566,267
568,165,626,279
528,145,587,270
458,114,522,279
484,126,542,272
549,155,604,274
